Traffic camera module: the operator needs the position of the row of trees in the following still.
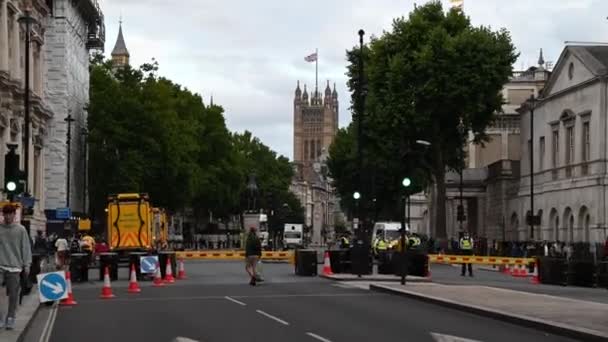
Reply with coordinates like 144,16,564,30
327,2,517,238
87,55,304,231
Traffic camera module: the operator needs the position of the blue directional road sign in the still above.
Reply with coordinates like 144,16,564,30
140,255,159,274
36,271,68,303
56,207,71,220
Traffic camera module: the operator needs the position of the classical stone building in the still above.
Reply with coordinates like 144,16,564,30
43,0,104,227
291,80,340,245
0,0,53,234
515,45,608,244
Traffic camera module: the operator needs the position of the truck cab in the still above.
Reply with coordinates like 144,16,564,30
283,224,304,249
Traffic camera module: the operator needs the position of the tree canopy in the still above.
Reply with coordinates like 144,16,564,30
87,56,303,229
328,2,517,238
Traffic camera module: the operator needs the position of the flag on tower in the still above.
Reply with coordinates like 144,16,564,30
305,52,318,62
450,0,464,11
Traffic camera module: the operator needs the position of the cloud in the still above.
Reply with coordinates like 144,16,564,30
101,0,604,160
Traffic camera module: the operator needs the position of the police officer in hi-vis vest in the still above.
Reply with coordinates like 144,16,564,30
459,231,474,277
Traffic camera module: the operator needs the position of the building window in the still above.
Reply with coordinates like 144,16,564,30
552,129,559,167
552,128,559,180
539,137,545,171
304,140,308,161
565,126,574,177
582,121,590,175
566,126,574,165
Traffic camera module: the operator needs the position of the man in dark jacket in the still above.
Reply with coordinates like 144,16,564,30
245,227,262,286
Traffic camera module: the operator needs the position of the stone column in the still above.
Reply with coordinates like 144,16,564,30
0,0,8,72
11,11,20,82
501,131,509,160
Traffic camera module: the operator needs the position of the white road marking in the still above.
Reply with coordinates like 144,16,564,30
39,302,58,342
256,309,290,325
173,337,199,342
224,296,246,306
73,292,378,303
431,332,483,342
306,332,333,342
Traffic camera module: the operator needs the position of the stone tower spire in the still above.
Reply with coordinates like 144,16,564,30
111,20,130,67
538,48,545,68
295,80,302,100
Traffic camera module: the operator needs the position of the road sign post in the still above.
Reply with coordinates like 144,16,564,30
140,255,159,274
37,271,68,303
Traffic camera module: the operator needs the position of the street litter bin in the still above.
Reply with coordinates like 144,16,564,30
392,252,409,277
70,253,89,282
98,252,119,281
328,249,350,273
295,249,317,276
407,251,428,277
128,252,149,281
351,240,372,276
158,251,177,279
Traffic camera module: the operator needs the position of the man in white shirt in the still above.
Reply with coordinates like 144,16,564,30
0,204,32,329
54,234,69,270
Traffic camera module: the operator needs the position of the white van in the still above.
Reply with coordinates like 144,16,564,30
372,221,409,244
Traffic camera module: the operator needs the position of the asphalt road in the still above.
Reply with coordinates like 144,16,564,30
23,261,578,342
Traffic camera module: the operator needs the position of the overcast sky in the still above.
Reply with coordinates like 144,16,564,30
100,0,608,160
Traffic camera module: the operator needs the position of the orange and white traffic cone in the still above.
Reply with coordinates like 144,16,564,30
127,264,141,293
177,258,187,280
530,263,540,284
164,258,175,284
100,266,116,299
520,264,529,277
60,271,77,306
322,251,333,276
153,261,165,287
502,264,511,275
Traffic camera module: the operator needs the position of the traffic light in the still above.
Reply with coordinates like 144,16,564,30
4,145,24,199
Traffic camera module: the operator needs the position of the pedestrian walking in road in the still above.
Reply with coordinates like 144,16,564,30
0,204,32,330
245,227,262,286
54,232,69,270
459,231,474,277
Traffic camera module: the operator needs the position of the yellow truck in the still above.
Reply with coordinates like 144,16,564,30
107,193,153,252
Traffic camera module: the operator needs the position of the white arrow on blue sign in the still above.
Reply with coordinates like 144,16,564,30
36,271,68,303
140,255,159,274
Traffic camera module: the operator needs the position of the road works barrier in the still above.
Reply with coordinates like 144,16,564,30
176,250,294,262
429,254,535,266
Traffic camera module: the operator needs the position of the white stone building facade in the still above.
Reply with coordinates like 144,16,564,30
43,0,103,221
515,45,608,244
0,0,53,235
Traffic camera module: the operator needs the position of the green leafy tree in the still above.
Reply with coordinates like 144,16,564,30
333,2,517,239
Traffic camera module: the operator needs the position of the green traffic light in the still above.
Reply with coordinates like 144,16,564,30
353,191,361,200
402,177,411,187
6,181,16,192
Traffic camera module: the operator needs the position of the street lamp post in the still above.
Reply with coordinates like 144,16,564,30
528,95,537,240
356,29,365,238
401,177,411,285
65,114,75,208
18,11,38,195
457,117,466,233
81,128,89,215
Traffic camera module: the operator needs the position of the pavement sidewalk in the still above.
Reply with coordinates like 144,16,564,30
1,285,41,342
370,282,608,341
321,273,431,282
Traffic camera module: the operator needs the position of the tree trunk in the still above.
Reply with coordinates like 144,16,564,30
432,145,448,240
